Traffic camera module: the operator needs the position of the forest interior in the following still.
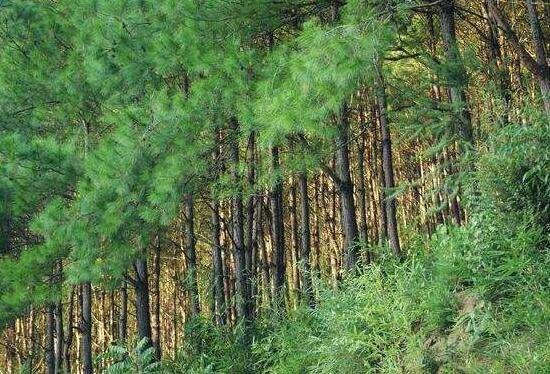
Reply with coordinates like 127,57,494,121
0,0,549,373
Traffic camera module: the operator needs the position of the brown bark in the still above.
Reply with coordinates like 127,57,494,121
439,0,473,143
229,117,251,340
271,146,286,304
374,58,402,258
63,289,75,374
45,305,55,374
134,257,152,344
184,194,200,317
80,282,93,374
212,134,226,325
335,104,360,270
525,0,550,113
486,0,549,113
118,281,128,343
152,236,162,359
298,172,315,308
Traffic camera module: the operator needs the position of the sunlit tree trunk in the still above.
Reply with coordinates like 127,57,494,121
80,282,93,374
134,257,152,344
184,194,200,317
298,172,315,307
271,146,286,304
525,0,550,114
152,236,162,359
229,117,251,341
374,58,402,258
46,305,55,374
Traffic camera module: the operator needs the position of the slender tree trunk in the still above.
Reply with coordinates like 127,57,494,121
313,177,322,278
212,197,226,325
270,146,286,304
63,289,75,374
152,236,161,359
525,0,550,113
482,0,512,121
289,180,300,306
118,281,128,343
374,58,402,258
229,117,251,340
184,194,200,317
439,0,473,143
335,103,360,270
298,172,315,308
356,109,370,261
45,305,55,374
486,0,548,114
81,282,93,374
244,132,256,319
134,257,152,344
211,131,226,325
54,300,63,373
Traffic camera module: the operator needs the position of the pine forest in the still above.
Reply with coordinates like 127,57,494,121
0,0,549,373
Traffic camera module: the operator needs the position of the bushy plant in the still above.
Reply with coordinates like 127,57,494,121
100,338,160,374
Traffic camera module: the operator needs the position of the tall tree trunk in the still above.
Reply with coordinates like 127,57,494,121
152,236,161,359
63,289,75,374
270,146,286,304
80,282,93,374
51,260,64,374
118,281,128,343
212,197,226,325
54,300,63,373
212,130,226,325
244,132,256,319
289,180,300,306
184,194,200,317
482,0,512,121
335,103,360,270
298,172,315,308
45,305,55,374
439,0,473,143
486,0,549,114
134,257,152,344
229,117,251,340
374,58,402,258
356,108,370,261
525,0,550,113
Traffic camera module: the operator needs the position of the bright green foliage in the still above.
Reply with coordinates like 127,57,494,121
0,0,548,370
155,117,549,373
99,338,160,374
252,9,392,147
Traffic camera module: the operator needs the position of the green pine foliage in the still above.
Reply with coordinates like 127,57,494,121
0,0,548,371
158,116,549,373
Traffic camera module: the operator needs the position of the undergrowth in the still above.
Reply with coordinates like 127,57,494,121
106,116,549,373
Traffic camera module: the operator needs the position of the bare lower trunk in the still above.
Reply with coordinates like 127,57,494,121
298,172,315,308
374,58,402,258
271,146,286,304
335,104,360,270
118,281,128,343
184,194,200,317
525,0,550,113
54,300,63,373
134,258,152,344
212,197,226,325
63,289,75,374
81,282,93,374
439,0,473,143
229,117,251,342
45,305,55,374
152,237,162,359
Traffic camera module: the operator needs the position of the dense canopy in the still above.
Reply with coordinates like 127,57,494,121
0,0,548,373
